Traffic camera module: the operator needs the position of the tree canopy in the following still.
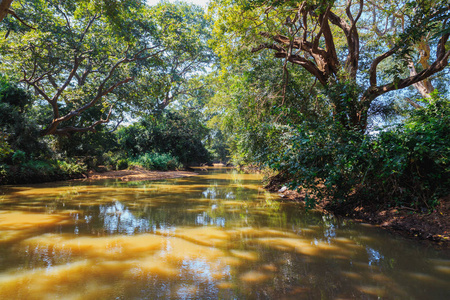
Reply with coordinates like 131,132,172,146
0,0,213,136
209,0,450,131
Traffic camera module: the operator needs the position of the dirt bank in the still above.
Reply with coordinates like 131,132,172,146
266,174,450,248
86,167,198,182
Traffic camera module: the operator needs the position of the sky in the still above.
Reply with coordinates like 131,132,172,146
146,0,210,8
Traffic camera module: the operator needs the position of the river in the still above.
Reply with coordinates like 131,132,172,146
0,166,449,299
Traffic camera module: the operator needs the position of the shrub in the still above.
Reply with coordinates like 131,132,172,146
57,159,87,175
116,159,129,170
0,76,49,159
0,133,11,160
21,160,57,175
12,150,26,164
131,152,181,171
0,163,8,177
116,111,211,166
269,95,449,210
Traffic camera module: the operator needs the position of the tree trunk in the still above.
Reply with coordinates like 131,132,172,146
0,0,13,22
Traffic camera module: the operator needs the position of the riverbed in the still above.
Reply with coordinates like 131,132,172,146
0,167,449,299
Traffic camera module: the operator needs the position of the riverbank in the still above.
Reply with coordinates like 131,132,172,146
0,165,199,185
266,176,450,248
86,167,198,181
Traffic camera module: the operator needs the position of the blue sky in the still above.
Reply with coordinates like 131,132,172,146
147,0,209,8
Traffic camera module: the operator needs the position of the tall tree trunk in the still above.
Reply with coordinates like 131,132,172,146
0,0,13,22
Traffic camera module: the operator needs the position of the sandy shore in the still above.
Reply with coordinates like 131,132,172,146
87,167,198,182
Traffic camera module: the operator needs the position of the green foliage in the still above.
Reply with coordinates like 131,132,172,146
54,125,117,158
117,110,211,166
116,159,129,170
0,158,87,184
57,159,88,175
204,129,230,162
207,0,450,211
0,163,8,178
269,94,450,210
131,1,215,113
206,55,325,166
0,2,213,183
0,76,30,111
0,0,215,136
11,150,26,165
130,152,181,171
0,132,11,160
0,76,48,159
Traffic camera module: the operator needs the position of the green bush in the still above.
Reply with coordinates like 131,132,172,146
0,77,48,159
0,158,88,185
21,160,57,175
57,159,87,175
116,159,129,170
269,95,450,210
131,152,181,171
116,111,211,166
12,150,26,164
0,133,12,160
0,163,8,177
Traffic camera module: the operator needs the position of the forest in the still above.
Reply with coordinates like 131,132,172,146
0,0,449,233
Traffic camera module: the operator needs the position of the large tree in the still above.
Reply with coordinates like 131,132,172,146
124,1,215,115
210,0,450,131
0,0,213,136
0,0,157,136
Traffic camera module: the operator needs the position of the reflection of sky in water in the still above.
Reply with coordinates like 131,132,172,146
202,187,217,199
178,259,229,299
367,247,384,266
0,168,449,299
182,259,215,281
225,192,235,199
202,187,235,200
195,212,226,227
99,201,151,234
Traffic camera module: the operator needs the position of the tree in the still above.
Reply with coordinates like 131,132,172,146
367,0,450,107
0,0,159,136
0,76,46,158
117,110,211,166
210,0,450,131
0,0,214,136
126,1,215,114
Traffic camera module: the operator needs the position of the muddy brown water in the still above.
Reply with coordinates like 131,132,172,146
0,167,449,299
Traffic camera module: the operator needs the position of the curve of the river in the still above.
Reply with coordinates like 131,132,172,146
0,167,449,299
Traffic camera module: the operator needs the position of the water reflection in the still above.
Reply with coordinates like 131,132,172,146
99,201,151,234
0,168,449,299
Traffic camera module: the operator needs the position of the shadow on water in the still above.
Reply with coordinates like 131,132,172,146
0,167,449,299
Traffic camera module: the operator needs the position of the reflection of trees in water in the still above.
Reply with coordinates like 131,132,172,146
2,170,449,299
65,172,277,234
195,211,226,227
99,201,152,234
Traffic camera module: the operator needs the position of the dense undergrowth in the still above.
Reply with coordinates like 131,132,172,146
0,159,87,184
0,78,216,185
267,95,449,211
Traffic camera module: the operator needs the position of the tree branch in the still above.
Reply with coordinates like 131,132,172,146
365,48,450,103
7,9,35,30
368,47,398,86
41,47,164,136
53,105,114,136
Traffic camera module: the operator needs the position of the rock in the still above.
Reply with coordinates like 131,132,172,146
278,186,288,193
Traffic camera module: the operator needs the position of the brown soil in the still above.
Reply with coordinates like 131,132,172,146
265,173,450,248
86,166,198,182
